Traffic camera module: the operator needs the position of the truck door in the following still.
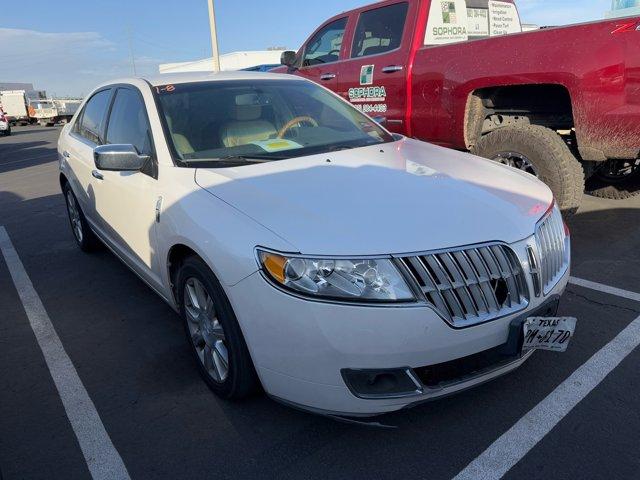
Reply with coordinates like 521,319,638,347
295,17,349,90
336,1,412,134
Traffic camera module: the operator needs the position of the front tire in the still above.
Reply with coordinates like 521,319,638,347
63,182,101,252
176,256,259,400
474,125,585,215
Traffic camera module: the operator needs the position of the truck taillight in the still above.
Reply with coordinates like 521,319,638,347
611,21,640,34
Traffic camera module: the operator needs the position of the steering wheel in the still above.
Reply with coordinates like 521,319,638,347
277,116,319,138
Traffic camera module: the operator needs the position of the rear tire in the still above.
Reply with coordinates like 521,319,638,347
176,256,259,400
585,159,640,200
474,125,584,215
63,182,101,252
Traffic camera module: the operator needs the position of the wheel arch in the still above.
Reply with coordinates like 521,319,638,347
167,243,201,305
464,84,574,151
59,172,69,191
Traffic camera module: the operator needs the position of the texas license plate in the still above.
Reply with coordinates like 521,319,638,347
523,317,577,352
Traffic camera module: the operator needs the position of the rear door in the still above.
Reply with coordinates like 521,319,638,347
294,17,349,90
92,86,162,287
63,88,113,226
336,1,412,133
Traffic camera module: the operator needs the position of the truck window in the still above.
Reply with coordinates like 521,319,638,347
424,0,522,46
351,2,409,58
302,17,347,67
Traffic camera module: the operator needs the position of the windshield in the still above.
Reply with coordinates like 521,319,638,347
154,79,394,166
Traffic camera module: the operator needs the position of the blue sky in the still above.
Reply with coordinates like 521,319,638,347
1,0,612,97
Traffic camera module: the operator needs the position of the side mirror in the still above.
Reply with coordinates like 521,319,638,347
372,116,387,126
94,144,150,171
280,50,298,69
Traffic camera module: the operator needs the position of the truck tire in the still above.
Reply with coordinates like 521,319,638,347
473,125,584,215
585,159,640,200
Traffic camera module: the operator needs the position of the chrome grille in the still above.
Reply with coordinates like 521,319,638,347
397,244,529,328
535,206,569,294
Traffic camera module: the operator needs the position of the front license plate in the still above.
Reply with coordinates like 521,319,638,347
523,317,577,352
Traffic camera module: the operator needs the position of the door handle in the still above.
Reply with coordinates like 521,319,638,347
62,150,70,158
92,170,104,180
382,65,403,73
320,73,336,81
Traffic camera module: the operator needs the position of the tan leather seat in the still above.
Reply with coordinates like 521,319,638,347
219,105,277,147
166,115,195,156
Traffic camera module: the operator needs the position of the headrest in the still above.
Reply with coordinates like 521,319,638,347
233,104,262,121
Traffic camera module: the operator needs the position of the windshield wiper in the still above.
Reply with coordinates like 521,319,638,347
182,154,287,166
326,145,356,152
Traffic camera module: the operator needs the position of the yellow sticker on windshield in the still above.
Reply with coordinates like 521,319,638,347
251,139,302,152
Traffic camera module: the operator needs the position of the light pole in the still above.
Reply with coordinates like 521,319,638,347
207,0,221,72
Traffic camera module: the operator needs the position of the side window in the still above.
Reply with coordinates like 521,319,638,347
351,3,409,58
78,89,112,144
302,18,347,67
105,88,152,156
424,0,521,46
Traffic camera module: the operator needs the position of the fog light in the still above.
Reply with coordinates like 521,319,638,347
342,368,423,399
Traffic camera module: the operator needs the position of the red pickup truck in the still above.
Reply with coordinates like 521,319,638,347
274,0,640,212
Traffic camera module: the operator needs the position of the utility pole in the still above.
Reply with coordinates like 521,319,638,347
207,0,221,72
127,25,137,76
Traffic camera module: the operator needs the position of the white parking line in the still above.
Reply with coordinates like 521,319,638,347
454,280,640,480
0,226,131,480
570,276,640,303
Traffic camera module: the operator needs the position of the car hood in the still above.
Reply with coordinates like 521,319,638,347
195,138,553,256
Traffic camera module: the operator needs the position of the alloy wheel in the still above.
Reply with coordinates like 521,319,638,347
184,277,229,382
492,151,540,177
596,159,640,183
66,190,83,243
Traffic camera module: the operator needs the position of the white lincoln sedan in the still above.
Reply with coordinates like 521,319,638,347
58,72,571,417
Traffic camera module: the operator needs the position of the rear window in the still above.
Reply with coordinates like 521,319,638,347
351,3,409,58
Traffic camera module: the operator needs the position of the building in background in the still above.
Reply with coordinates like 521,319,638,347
159,50,285,74
0,82,35,91
606,0,640,18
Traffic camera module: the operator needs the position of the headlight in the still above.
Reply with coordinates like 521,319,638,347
257,250,415,303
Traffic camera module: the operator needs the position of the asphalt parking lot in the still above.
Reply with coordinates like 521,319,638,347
1,125,639,480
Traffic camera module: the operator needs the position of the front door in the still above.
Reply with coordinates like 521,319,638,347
294,16,349,91
336,1,412,134
64,88,113,226
92,86,162,288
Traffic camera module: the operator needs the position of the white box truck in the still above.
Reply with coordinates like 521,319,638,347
0,90,30,125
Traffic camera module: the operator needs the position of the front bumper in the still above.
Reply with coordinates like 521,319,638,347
226,236,569,416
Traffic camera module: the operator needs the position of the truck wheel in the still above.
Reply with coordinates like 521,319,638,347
585,159,640,200
474,125,584,215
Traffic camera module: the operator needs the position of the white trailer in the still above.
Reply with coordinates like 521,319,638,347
0,90,30,125
28,99,58,126
53,99,82,123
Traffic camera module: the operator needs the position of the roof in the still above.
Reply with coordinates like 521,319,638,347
84,71,305,97
140,70,298,87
